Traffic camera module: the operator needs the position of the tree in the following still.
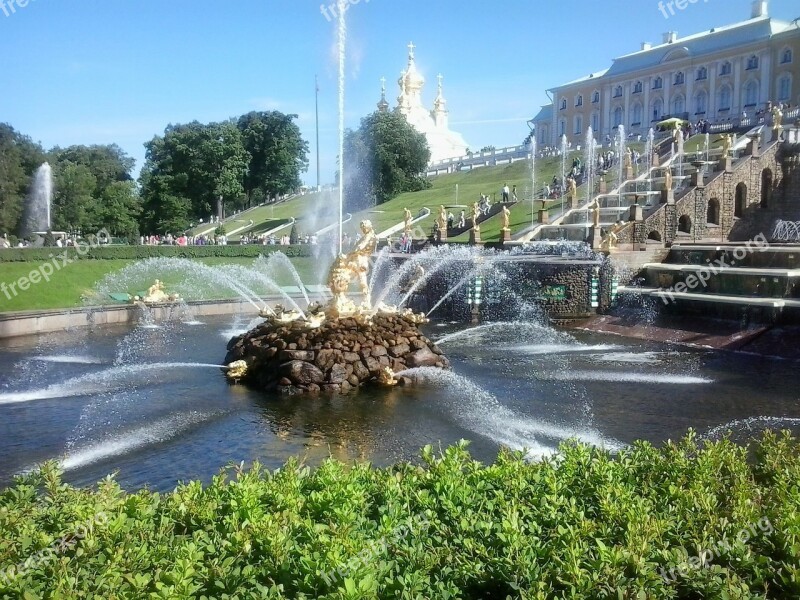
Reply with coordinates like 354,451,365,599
139,120,249,234
51,144,140,236
237,111,309,207
343,111,430,210
0,124,46,236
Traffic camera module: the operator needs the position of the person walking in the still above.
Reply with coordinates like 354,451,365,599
502,183,510,203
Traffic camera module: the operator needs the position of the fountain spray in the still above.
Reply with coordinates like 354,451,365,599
337,0,346,256
560,135,567,217
530,137,536,227
616,126,626,209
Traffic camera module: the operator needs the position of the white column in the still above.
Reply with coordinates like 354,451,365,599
760,52,772,106
709,63,717,118
643,77,651,128
733,58,742,115
623,83,631,128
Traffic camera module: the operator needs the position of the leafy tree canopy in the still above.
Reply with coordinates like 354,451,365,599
343,111,430,210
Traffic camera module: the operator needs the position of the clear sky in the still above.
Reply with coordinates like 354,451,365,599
1,0,797,185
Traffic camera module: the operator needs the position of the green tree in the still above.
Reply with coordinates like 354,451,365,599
139,120,249,234
0,124,47,236
343,111,430,210
237,111,309,207
51,144,140,236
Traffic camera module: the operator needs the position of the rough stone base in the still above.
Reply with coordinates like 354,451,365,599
224,312,449,394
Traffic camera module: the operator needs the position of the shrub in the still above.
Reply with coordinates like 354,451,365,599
0,244,313,263
1,432,799,597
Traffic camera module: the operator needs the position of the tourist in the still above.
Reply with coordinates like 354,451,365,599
511,185,517,202
502,184,510,203
447,212,454,230
458,210,466,228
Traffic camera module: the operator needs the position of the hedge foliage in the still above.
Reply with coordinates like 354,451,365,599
0,245,313,263
1,432,800,598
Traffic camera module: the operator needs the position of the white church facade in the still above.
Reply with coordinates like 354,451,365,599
377,43,469,164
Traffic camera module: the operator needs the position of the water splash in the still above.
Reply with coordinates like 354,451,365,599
22,163,53,236
542,371,712,384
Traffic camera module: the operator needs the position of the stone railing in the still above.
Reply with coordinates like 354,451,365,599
427,145,531,175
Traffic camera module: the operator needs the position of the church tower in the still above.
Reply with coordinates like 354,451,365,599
432,74,448,130
377,77,389,113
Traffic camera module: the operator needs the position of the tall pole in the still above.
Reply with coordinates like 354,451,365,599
315,75,321,192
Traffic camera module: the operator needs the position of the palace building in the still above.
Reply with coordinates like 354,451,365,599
377,43,469,164
532,0,800,147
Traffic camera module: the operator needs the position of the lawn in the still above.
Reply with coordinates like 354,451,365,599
0,256,320,313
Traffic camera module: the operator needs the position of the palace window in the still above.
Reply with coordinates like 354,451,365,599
592,91,600,103
781,48,793,64
653,77,663,90
560,98,567,110
672,95,685,115
652,99,663,121
718,85,732,111
720,62,732,76
778,75,791,103
674,72,685,85
631,103,643,126
575,95,583,107
746,55,759,70
613,106,624,127
696,67,708,80
695,91,707,115
633,81,643,94
574,115,583,135
614,85,623,98
744,80,759,107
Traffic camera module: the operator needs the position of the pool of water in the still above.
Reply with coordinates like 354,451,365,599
1,314,799,492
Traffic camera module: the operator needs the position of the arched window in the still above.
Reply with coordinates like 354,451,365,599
718,85,732,111
559,120,566,136
632,103,643,126
781,48,793,64
696,67,708,80
652,99,663,121
560,98,567,110
707,198,720,225
678,215,692,234
613,106,624,127
747,55,759,70
778,75,792,102
735,183,747,217
576,95,583,107
672,94,685,115
695,91,707,115
720,62,732,76
761,169,773,208
633,81,643,94
574,115,583,135
653,77,663,90
674,72,685,85
591,112,600,132
744,80,759,107
614,85,623,98
592,90,600,103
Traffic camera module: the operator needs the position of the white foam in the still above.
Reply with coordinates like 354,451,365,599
509,343,622,356
50,412,213,472
0,362,225,405
587,351,664,364
31,355,106,365
702,416,800,441
543,371,712,384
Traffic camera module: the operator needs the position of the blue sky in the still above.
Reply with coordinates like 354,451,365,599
1,0,797,185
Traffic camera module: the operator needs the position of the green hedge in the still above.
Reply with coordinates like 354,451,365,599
0,244,313,263
1,432,799,598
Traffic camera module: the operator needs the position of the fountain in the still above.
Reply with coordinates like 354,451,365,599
616,126,626,208
21,162,53,237
772,220,800,242
560,134,567,215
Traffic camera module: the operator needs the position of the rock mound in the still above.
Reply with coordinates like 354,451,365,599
224,312,449,394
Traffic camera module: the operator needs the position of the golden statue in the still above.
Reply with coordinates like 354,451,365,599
326,220,377,316
403,207,413,233
567,177,577,202
664,167,673,191
588,199,601,228
377,366,399,386
225,360,248,382
438,205,448,231
772,105,783,133
624,147,633,170
600,223,620,251
501,205,511,231
721,133,732,158
472,202,481,233
141,279,179,304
